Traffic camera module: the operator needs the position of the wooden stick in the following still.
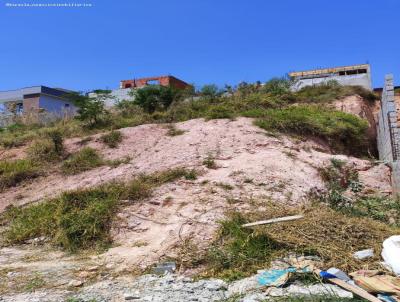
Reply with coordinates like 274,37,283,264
242,215,303,227
314,269,381,302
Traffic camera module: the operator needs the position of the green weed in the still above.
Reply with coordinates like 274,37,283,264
0,159,40,191
255,105,370,155
61,147,103,175
3,168,195,251
100,130,123,148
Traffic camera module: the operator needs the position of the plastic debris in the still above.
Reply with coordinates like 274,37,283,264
377,294,398,302
382,236,400,276
354,248,374,260
257,268,297,287
327,267,352,282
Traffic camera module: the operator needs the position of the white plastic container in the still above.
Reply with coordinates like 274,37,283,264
381,235,400,276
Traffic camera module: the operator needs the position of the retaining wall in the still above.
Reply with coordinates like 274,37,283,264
377,74,400,194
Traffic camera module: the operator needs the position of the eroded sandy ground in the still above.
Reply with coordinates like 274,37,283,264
0,117,392,300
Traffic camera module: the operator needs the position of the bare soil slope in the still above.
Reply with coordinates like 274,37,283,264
0,118,391,270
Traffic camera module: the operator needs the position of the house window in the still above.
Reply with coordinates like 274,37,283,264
64,103,70,108
125,83,132,88
146,80,160,85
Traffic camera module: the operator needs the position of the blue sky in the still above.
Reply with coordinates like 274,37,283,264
0,0,399,92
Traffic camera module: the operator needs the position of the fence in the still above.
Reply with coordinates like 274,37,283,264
377,74,400,194
0,109,76,128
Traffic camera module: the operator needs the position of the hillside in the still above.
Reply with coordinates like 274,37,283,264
0,84,399,302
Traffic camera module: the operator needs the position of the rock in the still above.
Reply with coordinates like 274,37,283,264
227,275,261,297
68,280,84,287
78,271,91,279
204,279,227,291
88,265,99,271
242,293,268,302
268,284,353,299
124,291,140,300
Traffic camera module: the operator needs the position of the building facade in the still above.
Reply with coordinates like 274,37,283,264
120,75,191,90
90,75,191,108
0,86,77,117
289,64,372,91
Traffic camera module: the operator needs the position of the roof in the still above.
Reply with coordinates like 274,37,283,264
289,64,370,78
0,86,74,103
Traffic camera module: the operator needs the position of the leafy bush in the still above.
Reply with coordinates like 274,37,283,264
318,159,400,225
100,130,123,148
255,105,370,155
133,85,181,113
61,147,104,175
200,84,223,99
0,159,40,191
73,94,109,127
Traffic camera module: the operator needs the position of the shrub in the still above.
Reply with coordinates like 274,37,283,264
203,154,217,169
73,94,109,127
27,139,59,163
133,85,181,113
206,104,235,120
165,124,185,136
262,77,292,96
100,130,123,148
61,147,103,175
206,212,282,281
200,84,223,99
45,129,64,155
255,105,370,155
294,82,378,104
27,130,64,162
0,159,40,191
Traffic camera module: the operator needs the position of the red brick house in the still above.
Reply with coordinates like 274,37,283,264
120,75,191,90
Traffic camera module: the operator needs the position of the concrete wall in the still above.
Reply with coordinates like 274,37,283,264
89,88,132,108
292,73,372,91
39,94,77,116
377,74,400,194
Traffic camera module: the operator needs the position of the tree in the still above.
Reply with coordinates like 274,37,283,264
132,85,180,113
200,84,222,99
67,93,108,126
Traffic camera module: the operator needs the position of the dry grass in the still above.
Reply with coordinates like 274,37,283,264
204,202,398,280
261,204,395,271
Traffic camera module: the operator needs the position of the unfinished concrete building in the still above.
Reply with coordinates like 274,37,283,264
91,75,192,108
120,75,191,90
289,64,372,91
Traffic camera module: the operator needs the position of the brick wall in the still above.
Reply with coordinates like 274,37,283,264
22,95,40,114
120,76,190,90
